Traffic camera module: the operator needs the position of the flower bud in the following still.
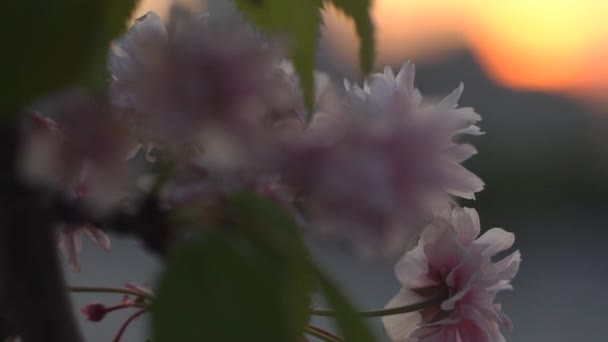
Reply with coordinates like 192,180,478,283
81,303,107,322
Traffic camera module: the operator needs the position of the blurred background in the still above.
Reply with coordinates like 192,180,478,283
68,0,608,341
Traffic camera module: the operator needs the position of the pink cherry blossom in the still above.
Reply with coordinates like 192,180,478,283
19,91,135,212
344,61,484,200
278,63,485,256
382,207,521,342
19,108,124,271
57,224,110,273
108,8,285,159
57,166,111,273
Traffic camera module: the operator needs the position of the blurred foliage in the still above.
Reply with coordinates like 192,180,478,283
328,0,374,74
4,1,382,339
152,193,377,341
316,269,378,342
1,0,139,113
235,0,374,115
235,0,322,115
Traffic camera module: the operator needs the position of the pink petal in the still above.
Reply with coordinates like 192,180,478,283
394,245,435,289
484,250,521,291
124,142,143,160
83,227,111,251
451,106,482,122
442,163,485,200
443,143,478,164
494,250,521,281
456,318,492,342
442,264,476,310
367,74,393,110
395,62,416,95
60,232,82,273
474,228,515,257
424,225,466,272
437,83,463,110
453,124,484,136
382,289,424,342
449,207,480,244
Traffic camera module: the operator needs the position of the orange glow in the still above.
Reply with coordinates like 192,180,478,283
133,0,608,100
325,0,608,98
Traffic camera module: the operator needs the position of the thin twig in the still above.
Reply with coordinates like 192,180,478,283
305,325,343,342
310,296,440,318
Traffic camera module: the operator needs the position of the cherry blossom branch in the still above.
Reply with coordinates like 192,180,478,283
309,296,440,318
68,286,154,300
0,118,83,342
305,325,344,342
54,193,174,258
113,309,147,342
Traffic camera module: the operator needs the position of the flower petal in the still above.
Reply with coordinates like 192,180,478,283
60,231,82,273
443,143,478,164
437,83,463,110
449,207,480,244
83,227,111,251
442,163,485,200
395,62,415,95
474,228,515,257
395,245,435,288
382,289,423,342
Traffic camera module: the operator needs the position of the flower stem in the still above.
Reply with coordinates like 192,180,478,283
68,286,153,300
305,325,343,342
113,309,147,342
310,296,439,318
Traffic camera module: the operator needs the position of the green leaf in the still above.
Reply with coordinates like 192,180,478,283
1,0,140,113
327,0,375,74
235,0,322,116
316,269,378,342
152,192,315,341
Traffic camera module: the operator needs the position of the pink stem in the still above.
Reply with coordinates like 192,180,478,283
113,309,147,342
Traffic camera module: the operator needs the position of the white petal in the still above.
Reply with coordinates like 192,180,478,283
314,72,331,102
84,227,111,251
450,207,480,244
494,250,521,281
438,83,463,110
442,163,485,200
443,144,478,163
344,78,353,90
412,89,423,106
463,207,481,238
474,228,515,257
453,124,484,136
442,265,475,310
395,62,416,95
394,246,435,288
367,74,394,109
124,142,143,160
144,143,157,162
453,107,482,122
60,231,82,273
382,290,423,342
384,66,397,89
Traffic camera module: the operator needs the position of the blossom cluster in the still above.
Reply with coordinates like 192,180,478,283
18,5,520,341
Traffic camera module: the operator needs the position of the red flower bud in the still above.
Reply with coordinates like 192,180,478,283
81,303,107,322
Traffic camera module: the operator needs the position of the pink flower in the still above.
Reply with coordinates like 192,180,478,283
19,92,135,212
81,302,108,322
344,62,484,200
279,66,485,256
57,169,112,273
109,8,284,157
58,224,110,273
382,207,521,342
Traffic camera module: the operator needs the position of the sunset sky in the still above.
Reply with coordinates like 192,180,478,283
134,0,608,104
